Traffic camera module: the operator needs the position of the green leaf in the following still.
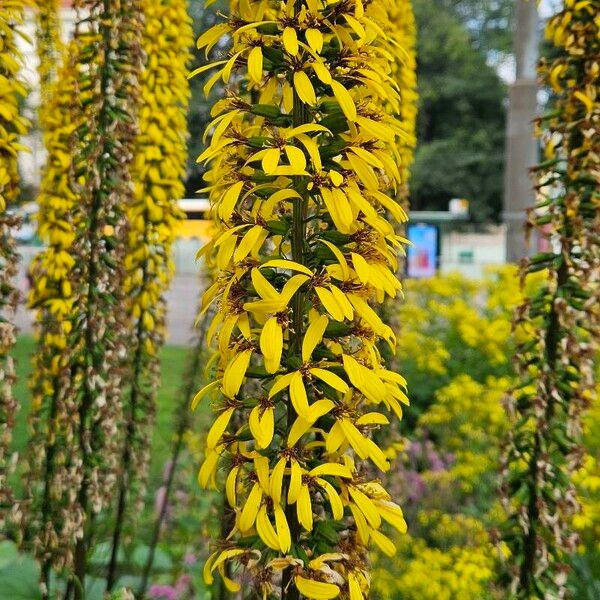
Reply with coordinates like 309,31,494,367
131,545,172,572
0,550,41,600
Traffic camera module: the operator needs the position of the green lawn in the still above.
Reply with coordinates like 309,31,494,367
11,335,200,491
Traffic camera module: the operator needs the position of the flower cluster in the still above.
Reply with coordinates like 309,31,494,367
24,48,83,579
191,0,411,597
107,0,193,585
372,513,495,600
501,1,600,597
0,0,30,522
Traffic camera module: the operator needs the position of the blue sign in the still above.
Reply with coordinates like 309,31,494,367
407,223,439,278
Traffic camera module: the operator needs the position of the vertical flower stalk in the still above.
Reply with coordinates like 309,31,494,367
65,1,142,595
20,0,142,596
0,0,30,525
106,0,193,589
500,1,599,597
192,0,410,597
24,50,83,593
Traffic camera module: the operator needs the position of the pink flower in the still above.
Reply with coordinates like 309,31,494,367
183,553,197,566
175,574,192,594
149,584,178,600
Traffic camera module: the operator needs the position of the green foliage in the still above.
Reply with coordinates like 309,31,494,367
370,268,600,599
411,0,506,219
0,541,41,600
441,0,514,54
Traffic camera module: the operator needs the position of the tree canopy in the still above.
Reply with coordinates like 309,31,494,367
410,0,508,220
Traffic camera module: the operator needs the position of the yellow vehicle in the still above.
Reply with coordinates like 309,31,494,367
175,198,214,242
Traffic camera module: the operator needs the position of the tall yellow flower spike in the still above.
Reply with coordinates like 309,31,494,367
25,48,83,584
24,1,143,595
501,1,599,598
106,0,193,589
192,0,410,597
0,0,30,523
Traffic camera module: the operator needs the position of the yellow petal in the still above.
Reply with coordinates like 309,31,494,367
256,505,280,550
287,400,334,447
309,462,352,478
330,79,356,121
317,479,344,520
315,286,345,321
297,484,313,531
221,568,241,593
351,252,371,285
296,133,323,171
319,240,349,279
191,380,219,410
370,529,396,557
252,267,278,299
248,45,264,83
269,372,295,398
280,274,311,303
270,457,287,503
377,500,408,533
329,169,344,187
306,28,323,53
339,418,369,459
234,224,265,262
349,486,381,528
283,26,299,55
239,482,263,532
294,70,317,106
225,465,239,507
302,314,329,362
211,548,245,572
325,420,346,454
206,408,235,449
262,147,281,174
284,145,307,171
203,551,218,584
254,455,271,492
222,349,253,398
347,153,378,191
198,447,221,489
355,412,389,426
363,437,390,472
295,575,340,599
309,368,349,393
329,285,354,320
349,503,370,545
320,187,353,234
287,416,313,448
312,60,331,83
288,459,303,503
260,317,283,374
261,259,313,276
290,371,311,417
348,572,364,600
219,180,245,221
256,406,275,449
274,503,292,552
